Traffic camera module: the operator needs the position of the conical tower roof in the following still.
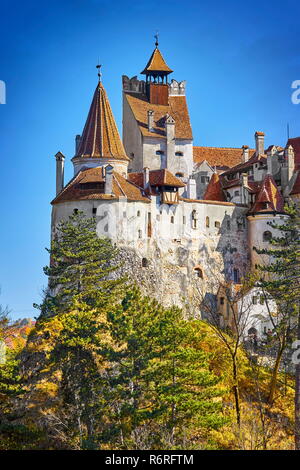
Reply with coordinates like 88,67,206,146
141,47,173,75
75,82,129,161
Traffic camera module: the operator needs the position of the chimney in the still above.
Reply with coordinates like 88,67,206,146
187,178,197,200
75,134,81,154
242,145,249,163
55,151,65,195
147,110,154,132
255,131,265,156
104,164,114,195
143,167,150,190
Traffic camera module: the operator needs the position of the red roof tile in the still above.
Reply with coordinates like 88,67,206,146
124,92,192,140
52,167,150,204
76,83,129,161
128,169,185,188
203,173,226,202
193,147,255,168
141,47,173,75
249,174,284,214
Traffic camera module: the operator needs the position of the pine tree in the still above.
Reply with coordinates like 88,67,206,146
152,311,226,448
37,210,124,317
103,288,225,449
254,203,300,446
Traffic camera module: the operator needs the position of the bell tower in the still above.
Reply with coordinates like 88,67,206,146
140,35,173,106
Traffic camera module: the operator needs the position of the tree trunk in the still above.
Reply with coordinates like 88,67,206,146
232,354,241,426
268,340,285,404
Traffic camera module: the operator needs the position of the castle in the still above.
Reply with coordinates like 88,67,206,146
50,40,300,326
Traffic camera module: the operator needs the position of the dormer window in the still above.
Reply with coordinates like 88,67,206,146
175,172,184,178
156,150,164,155
175,151,183,156
79,182,105,192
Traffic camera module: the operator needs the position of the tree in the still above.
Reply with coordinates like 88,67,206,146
103,287,225,449
36,210,124,317
254,203,300,447
199,277,254,427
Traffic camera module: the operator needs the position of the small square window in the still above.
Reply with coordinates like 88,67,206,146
92,208,97,215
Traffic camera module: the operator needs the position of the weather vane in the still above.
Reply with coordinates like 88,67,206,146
96,63,102,83
154,31,159,47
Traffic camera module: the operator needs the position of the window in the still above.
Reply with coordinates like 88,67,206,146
201,176,210,183
138,229,142,239
73,208,78,214
263,231,272,242
234,190,239,197
183,216,186,225
220,297,225,305
92,208,97,215
192,210,197,229
123,211,127,218
130,152,134,159
175,172,184,178
142,258,149,267
252,296,258,305
137,210,141,217
194,267,203,279
215,221,220,229
171,216,174,224
156,150,164,155
206,216,210,228
175,151,183,156
233,268,240,284
79,182,104,191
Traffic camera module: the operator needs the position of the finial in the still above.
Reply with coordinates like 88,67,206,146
96,64,102,83
154,31,159,48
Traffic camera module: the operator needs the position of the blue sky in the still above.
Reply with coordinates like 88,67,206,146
0,0,300,319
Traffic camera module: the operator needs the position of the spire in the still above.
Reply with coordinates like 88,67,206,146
75,82,129,161
141,46,173,76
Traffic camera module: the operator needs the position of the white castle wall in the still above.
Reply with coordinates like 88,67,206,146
247,213,289,269
51,197,249,315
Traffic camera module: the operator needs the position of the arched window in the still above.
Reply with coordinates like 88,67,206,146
194,266,203,279
192,210,197,229
263,231,272,242
233,268,240,284
206,216,210,228
171,216,174,224
142,258,149,267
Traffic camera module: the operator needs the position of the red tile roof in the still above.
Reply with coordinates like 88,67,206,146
75,83,129,161
193,146,255,168
222,152,266,176
141,47,173,74
249,174,284,214
128,169,185,188
52,167,150,204
124,92,192,140
203,173,226,202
